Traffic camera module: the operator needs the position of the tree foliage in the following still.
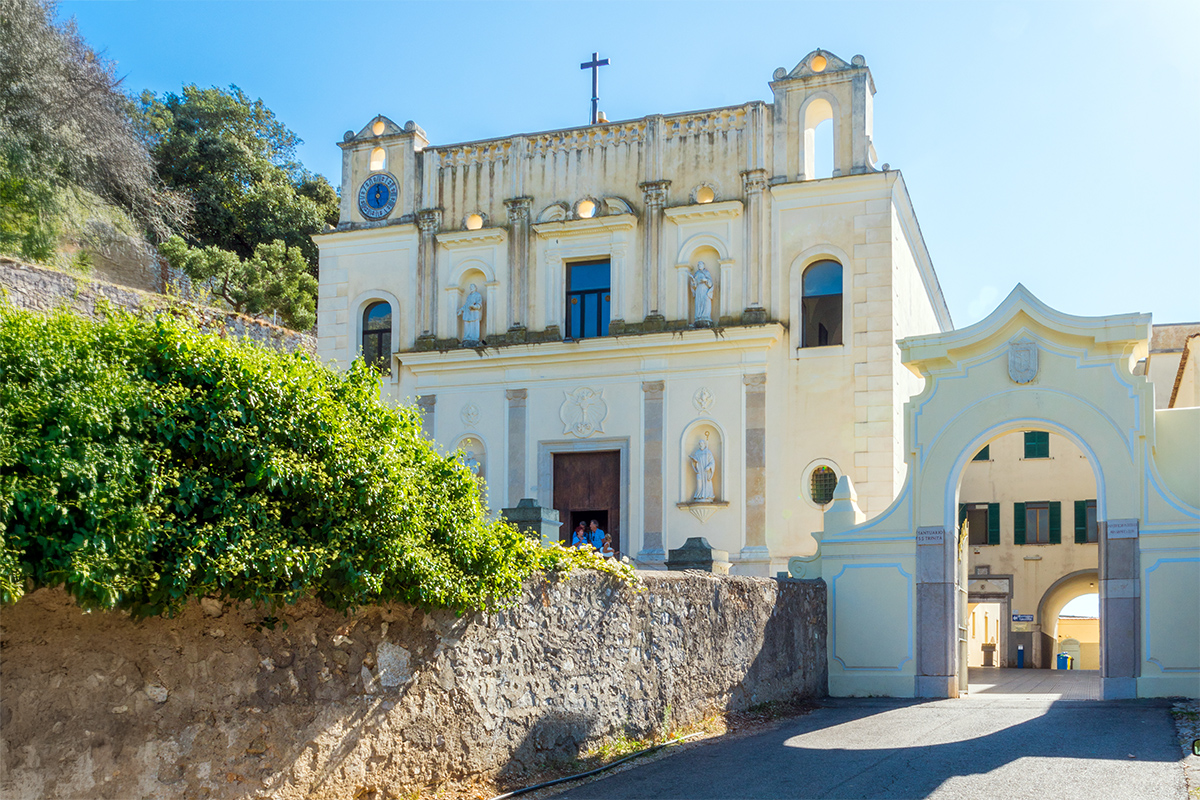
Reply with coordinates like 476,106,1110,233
0,0,188,259
138,85,339,272
0,305,583,617
160,236,317,330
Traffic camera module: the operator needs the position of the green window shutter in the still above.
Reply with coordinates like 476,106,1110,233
1049,502,1062,544
1014,502,1026,545
988,503,1000,545
1074,500,1088,543
973,445,990,461
959,504,967,527
1024,431,1049,459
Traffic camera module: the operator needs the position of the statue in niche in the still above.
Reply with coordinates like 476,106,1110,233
458,284,483,344
689,432,717,502
689,262,714,327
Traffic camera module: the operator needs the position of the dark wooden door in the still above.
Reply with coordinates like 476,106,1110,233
552,451,621,554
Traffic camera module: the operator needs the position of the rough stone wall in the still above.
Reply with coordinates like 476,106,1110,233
0,572,826,799
0,257,316,355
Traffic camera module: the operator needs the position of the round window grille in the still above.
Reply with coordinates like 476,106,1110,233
810,466,837,506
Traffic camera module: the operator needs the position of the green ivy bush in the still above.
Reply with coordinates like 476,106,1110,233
0,304,632,617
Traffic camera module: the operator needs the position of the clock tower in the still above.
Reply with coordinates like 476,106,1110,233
337,115,427,226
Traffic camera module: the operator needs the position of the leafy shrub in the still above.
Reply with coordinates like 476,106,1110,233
0,304,577,617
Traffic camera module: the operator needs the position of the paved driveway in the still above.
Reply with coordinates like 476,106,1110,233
551,694,1186,799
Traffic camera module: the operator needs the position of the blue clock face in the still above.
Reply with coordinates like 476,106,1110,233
358,172,399,220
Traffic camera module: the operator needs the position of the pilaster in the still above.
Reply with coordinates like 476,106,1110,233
1099,519,1140,699
506,389,528,506
416,208,442,341
741,373,770,573
416,394,436,440
741,169,768,322
640,180,670,323
640,380,666,567
505,197,532,340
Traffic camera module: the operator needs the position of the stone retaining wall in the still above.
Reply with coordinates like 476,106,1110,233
0,572,826,799
0,257,315,354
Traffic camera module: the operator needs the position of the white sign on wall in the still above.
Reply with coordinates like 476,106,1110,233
1106,519,1139,539
916,527,945,545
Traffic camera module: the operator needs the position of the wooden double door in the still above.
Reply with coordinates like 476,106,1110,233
552,450,621,555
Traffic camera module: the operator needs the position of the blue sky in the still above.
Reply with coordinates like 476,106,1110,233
61,0,1199,328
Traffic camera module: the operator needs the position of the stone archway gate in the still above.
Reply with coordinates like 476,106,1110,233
796,285,1199,699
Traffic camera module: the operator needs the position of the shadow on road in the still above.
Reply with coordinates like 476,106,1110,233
549,696,1181,799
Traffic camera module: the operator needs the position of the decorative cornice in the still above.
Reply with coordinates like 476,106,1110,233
436,228,507,249
663,199,744,224
662,107,750,139
532,214,638,239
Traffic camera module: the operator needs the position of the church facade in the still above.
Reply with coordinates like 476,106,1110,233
314,50,952,574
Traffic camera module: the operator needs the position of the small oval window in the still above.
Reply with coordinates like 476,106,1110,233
810,465,837,505
695,186,715,204
577,199,596,219
465,213,484,230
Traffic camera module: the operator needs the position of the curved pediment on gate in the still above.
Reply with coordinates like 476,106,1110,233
898,284,1152,378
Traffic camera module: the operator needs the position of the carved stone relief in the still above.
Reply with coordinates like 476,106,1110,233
1008,340,1038,384
560,387,608,438
693,387,715,414
460,403,480,428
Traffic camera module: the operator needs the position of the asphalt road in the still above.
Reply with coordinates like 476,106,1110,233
550,696,1187,800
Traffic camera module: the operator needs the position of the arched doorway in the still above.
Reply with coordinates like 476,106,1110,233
956,428,1100,691
810,286,1200,700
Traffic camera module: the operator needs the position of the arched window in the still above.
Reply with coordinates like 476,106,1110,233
362,301,392,371
801,260,842,347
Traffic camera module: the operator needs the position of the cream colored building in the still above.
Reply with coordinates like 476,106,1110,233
314,50,951,574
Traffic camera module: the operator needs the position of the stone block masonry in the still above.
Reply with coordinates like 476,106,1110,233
0,572,826,799
0,257,316,355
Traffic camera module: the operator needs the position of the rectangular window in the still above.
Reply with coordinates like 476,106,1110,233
1019,500,1061,544
565,260,611,339
1075,499,1098,543
972,445,990,461
1024,431,1050,459
966,504,989,545
1025,502,1050,543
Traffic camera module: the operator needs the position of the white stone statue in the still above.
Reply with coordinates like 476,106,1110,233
689,262,714,326
689,433,716,502
458,283,483,344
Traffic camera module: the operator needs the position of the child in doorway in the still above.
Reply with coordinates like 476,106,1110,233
601,533,616,558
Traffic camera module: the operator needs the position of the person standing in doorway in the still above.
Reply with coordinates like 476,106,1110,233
589,519,605,550
571,522,589,548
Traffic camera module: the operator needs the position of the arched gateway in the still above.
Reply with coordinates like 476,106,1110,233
793,285,1199,699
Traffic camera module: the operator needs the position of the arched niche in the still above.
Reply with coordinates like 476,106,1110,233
454,433,488,485
679,419,726,504
674,233,732,323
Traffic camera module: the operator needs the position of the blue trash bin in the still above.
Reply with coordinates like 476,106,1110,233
1057,652,1070,670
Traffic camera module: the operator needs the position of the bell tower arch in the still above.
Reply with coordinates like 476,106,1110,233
770,49,878,181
